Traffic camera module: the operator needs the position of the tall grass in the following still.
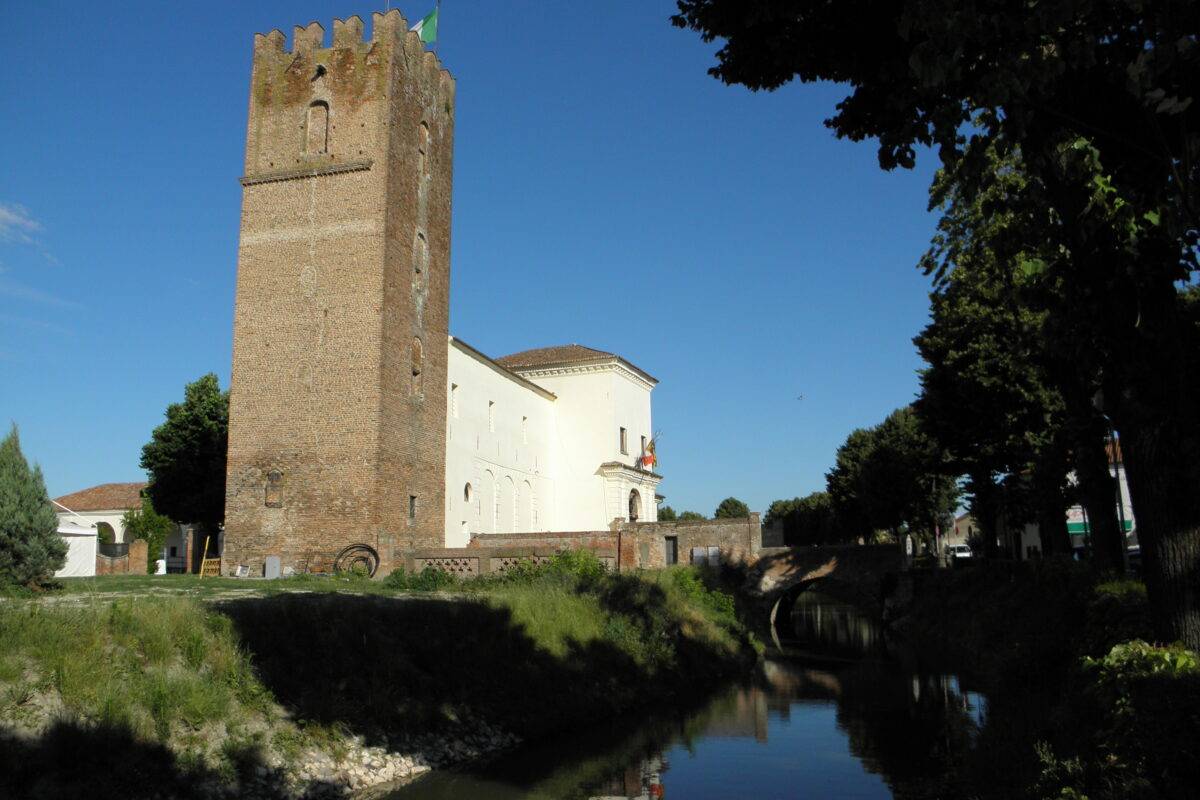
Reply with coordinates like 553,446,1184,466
0,598,271,754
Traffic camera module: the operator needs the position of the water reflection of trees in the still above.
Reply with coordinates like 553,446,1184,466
391,592,1027,800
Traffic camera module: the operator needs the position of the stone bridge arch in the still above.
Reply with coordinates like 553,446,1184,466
746,545,906,645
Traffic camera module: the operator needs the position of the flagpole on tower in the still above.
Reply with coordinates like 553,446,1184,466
433,0,440,54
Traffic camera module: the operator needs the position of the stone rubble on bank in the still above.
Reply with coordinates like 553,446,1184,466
245,721,521,798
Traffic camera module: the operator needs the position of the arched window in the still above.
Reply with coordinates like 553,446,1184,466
628,489,641,523
464,483,472,503
306,101,329,154
519,481,533,531
411,337,423,395
417,121,430,174
413,231,428,275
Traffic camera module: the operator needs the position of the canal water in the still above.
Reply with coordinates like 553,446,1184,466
384,592,989,799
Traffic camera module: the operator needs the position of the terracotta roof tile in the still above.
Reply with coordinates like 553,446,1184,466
495,344,616,369
497,344,657,384
53,482,147,512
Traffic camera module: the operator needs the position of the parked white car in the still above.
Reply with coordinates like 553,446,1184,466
946,543,973,559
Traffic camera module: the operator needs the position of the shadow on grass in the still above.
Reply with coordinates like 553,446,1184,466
217,590,736,750
0,719,339,800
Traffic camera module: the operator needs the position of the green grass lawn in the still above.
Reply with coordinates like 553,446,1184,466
54,572,398,598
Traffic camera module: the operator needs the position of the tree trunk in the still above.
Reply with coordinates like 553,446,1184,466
1071,422,1124,573
968,471,1000,559
1032,442,1072,557
1119,422,1200,649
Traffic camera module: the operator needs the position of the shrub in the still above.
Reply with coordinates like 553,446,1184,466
407,565,458,592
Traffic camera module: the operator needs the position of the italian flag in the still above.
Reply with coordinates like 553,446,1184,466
410,7,438,45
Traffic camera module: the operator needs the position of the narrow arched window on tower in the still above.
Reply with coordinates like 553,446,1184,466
306,101,329,154
417,121,430,174
414,231,427,274
411,337,424,395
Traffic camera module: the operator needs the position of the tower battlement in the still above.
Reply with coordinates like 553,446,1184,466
251,11,449,74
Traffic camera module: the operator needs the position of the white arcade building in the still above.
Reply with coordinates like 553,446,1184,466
444,340,662,547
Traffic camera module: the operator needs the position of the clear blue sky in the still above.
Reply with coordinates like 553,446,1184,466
3,0,940,515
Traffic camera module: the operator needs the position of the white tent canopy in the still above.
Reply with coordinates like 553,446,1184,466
56,522,97,578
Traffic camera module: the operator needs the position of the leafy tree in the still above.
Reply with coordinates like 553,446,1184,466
94,522,116,546
764,497,801,529
913,149,1124,566
0,425,66,588
826,407,958,543
657,505,678,522
140,374,229,531
781,491,845,546
714,497,750,519
678,510,707,521
122,494,175,573
672,1,1200,647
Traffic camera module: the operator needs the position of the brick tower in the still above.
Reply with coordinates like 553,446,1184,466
223,11,453,575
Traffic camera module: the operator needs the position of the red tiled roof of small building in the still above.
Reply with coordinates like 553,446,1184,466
53,482,147,512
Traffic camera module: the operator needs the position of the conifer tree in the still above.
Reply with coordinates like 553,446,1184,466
0,425,66,587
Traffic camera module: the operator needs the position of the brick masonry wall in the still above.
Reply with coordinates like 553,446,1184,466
223,12,454,576
96,539,148,576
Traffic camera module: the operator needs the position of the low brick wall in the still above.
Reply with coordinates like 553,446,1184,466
408,545,617,577
95,539,148,576
462,513,763,571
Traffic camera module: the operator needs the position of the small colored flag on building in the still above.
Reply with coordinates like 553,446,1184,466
410,7,438,45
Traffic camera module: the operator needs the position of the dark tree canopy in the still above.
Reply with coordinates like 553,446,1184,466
657,505,679,522
673,0,1200,647
0,425,65,588
826,407,958,542
678,510,707,521
714,497,751,519
140,374,228,529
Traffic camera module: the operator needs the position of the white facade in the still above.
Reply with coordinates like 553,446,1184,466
55,523,97,578
443,339,660,546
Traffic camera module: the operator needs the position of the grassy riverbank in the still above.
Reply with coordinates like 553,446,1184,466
0,553,756,799
898,560,1200,800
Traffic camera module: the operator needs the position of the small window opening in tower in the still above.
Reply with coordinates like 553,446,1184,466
265,470,283,507
464,483,472,503
620,427,628,455
417,121,430,173
306,101,329,154
411,337,424,395
414,232,427,274
409,495,417,522
311,64,327,81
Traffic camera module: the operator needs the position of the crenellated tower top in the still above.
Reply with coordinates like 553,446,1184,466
242,10,454,180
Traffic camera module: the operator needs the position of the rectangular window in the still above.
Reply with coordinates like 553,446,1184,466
488,401,495,432
169,546,178,558
640,435,647,455
522,416,528,444
451,383,459,418
408,495,417,522
620,427,628,454
664,536,678,565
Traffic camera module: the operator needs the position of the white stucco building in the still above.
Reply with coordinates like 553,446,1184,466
443,340,661,547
